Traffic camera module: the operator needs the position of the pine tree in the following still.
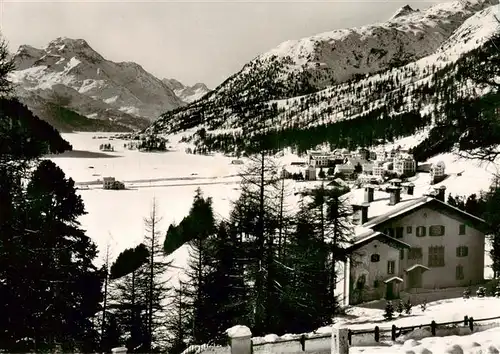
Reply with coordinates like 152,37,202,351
23,160,104,351
304,184,352,324
178,189,218,344
384,301,394,321
110,244,150,352
0,34,14,96
203,222,251,342
284,199,329,332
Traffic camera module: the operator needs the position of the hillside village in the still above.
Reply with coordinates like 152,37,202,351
282,146,445,184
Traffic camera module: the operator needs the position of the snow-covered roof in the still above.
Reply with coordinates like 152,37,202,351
405,264,430,273
384,276,403,284
345,187,488,242
432,161,446,168
283,165,305,174
347,229,411,252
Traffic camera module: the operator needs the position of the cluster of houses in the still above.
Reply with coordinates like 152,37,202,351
282,147,447,185
99,143,115,152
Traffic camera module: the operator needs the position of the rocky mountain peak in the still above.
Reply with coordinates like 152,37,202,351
44,37,104,63
162,78,211,103
389,5,418,20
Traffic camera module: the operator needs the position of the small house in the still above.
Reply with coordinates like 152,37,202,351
103,177,125,190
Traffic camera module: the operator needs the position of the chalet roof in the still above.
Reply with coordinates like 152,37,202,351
308,150,331,157
346,187,489,236
327,178,349,188
345,229,411,254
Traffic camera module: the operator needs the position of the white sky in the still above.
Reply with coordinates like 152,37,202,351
1,0,451,88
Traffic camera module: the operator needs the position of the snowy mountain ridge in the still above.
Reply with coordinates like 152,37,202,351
162,78,211,104
146,0,499,156
8,37,205,131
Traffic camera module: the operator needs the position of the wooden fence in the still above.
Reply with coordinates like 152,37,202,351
252,333,331,352
251,314,500,352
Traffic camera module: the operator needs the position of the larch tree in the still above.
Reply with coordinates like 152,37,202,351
142,199,171,352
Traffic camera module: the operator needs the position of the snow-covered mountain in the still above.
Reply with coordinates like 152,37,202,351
8,37,185,131
162,78,211,104
146,0,500,158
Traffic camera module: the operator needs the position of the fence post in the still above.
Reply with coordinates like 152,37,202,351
374,326,379,343
391,325,396,341
464,315,468,326
226,325,252,354
431,321,436,336
111,348,127,354
331,324,349,354
300,334,306,351
469,317,474,332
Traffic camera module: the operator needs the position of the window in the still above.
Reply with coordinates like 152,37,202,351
428,246,445,267
407,226,413,234
416,226,427,237
456,265,464,280
371,254,380,262
429,225,445,236
408,248,423,260
384,228,395,238
459,224,466,235
456,246,468,257
400,249,405,260
395,227,404,239
387,260,395,275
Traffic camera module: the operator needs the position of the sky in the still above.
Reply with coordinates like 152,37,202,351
1,0,451,88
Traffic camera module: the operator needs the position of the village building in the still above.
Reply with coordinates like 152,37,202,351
335,164,355,178
372,161,385,178
361,162,374,175
342,185,487,306
354,148,370,161
102,177,125,190
307,150,331,167
304,166,317,181
430,161,446,184
393,153,417,177
375,147,387,161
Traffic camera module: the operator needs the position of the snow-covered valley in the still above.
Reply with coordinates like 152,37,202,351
46,132,498,298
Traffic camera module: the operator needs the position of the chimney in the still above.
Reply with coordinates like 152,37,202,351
388,187,401,206
390,178,402,187
433,185,446,202
404,183,415,196
352,203,370,225
364,186,374,203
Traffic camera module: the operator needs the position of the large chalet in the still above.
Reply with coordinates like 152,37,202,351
342,184,488,305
